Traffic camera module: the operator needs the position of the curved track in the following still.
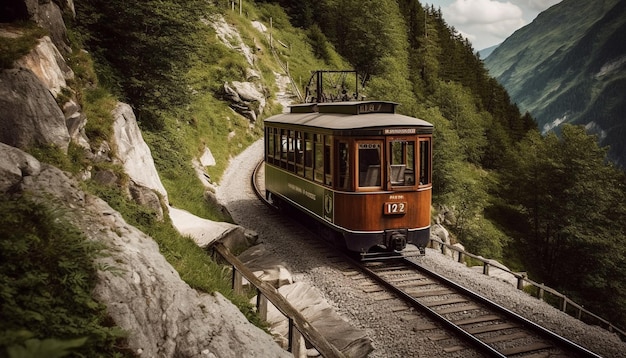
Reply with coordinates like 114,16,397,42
253,160,602,357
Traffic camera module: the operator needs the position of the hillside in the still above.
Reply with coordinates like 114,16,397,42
484,0,626,167
2,0,626,353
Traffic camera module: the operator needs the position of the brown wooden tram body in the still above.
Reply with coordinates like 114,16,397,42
264,101,433,256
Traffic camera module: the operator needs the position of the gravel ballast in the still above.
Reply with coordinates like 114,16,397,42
217,139,626,357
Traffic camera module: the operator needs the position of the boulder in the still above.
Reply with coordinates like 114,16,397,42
223,81,266,123
169,206,242,249
129,180,164,221
0,142,41,192
0,68,70,152
111,102,168,203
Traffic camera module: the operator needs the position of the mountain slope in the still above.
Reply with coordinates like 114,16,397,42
484,0,626,167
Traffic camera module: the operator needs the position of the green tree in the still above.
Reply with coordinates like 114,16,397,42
505,125,626,327
74,0,209,130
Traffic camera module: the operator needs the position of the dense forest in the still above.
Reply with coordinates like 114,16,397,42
73,0,626,330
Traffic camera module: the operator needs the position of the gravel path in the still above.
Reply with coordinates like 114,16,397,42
217,139,626,357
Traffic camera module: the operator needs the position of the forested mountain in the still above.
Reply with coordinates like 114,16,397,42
73,0,626,332
484,0,626,167
3,0,625,341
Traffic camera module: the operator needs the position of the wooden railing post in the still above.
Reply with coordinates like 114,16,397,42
516,273,525,290
256,288,268,321
483,262,490,276
232,266,243,295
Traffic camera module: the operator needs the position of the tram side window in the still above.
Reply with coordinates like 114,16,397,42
389,140,415,186
275,129,281,165
265,128,274,163
338,142,350,190
324,139,332,186
305,133,314,180
296,131,304,176
314,135,324,183
280,129,288,168
287,130,296,172
419,139,431,185
358,142,382,187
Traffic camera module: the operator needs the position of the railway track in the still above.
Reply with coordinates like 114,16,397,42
351,258,601,357
252,160,602,357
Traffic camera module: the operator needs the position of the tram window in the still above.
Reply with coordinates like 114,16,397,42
358,142,382,187
305,133,314,180
389,140,415,186
419,139,431,185
338,142,350,190
314,135,324,183
265,128,274,164
324,139,332,186
280,129,288,169
287,130,296,172
296,131,304,176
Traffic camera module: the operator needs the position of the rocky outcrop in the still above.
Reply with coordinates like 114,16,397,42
222,81,267,123
209,14,268,123
14,35,74,97
0,144,291,358
0,68,70,152
111,102,169,203
24,0,71,54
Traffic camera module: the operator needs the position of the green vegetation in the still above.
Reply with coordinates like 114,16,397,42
0,196,131,357
501,125,626,325
3,0,626,344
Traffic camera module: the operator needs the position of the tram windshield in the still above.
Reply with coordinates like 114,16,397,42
389,139,415,186
358,142,382,187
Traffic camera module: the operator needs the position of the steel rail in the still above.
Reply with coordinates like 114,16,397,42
402,258,602,358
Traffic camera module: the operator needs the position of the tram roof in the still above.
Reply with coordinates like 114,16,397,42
264,101,433,131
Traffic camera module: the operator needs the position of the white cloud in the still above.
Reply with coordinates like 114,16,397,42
426,0,563,49
445,0,523,25
442,0,525,49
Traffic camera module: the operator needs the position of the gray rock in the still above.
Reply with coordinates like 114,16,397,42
24,0,71,54
14,36,74,97
1,142,291,358
111,102,168,203
128,181,164,221
0,142,41,192
0,68,70,152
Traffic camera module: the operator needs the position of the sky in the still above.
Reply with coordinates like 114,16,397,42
424,0,562,50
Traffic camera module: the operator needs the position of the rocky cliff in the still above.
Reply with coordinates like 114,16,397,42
0,0,290,356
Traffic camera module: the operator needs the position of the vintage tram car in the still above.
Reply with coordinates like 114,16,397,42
264,100,433,259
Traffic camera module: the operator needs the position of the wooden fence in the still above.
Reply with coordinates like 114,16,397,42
212,242,345,358
429,237,626,340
